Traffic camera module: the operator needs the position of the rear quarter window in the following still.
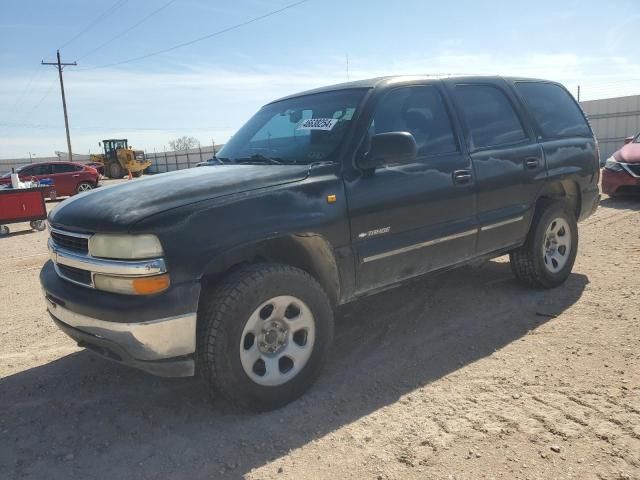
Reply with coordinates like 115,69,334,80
515,82,590,138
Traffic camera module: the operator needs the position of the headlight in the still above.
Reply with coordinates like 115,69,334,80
604,157,624,172
89,234,163,259
94,273,170,295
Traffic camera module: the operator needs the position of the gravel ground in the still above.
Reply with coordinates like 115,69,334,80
0,189,639,480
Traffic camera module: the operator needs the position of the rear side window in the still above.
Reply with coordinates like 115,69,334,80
455,84,527,149
52,163,76,174
369,86,458,157
516,82,590,138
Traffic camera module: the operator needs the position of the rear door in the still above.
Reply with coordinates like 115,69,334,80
447,80,544,254
513,81,597,220
50,163,78,196
345,83,478,293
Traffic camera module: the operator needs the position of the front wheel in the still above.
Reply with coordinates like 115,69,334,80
510,200,578,288
197,264,334,411
108,162,124,179
75,182,94,194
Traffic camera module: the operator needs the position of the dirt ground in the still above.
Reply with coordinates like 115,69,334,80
1,189,639,480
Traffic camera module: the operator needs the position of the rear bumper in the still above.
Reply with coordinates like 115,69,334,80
579,183,600,221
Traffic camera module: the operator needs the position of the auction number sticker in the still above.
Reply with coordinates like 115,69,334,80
297,118,338,131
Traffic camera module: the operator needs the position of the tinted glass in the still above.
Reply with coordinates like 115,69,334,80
369,86,458,156
52,163,76,173
516,82,590,138
218,89,366,164
455,84,527,149
28,164,52,176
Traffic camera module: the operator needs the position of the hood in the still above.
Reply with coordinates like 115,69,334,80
49,164,309,232
614,142,640,163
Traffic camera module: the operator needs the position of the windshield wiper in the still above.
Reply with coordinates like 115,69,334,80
234,154,283,165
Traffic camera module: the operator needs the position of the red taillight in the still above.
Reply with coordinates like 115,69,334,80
85,166,98,174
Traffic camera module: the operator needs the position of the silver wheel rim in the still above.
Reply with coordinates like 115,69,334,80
542,217,571,273
78,183,92,192
239,295,316,387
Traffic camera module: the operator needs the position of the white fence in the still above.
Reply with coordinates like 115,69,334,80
0,146,223,175
146,145,220,173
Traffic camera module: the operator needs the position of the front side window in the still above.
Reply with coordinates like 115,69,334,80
367,86,458,157
21,164,51,176
31,164,52,175
516,82,590,138
455,84,527,149
218,89,367,165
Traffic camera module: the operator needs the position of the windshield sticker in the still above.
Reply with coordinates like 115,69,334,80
297,118,338,131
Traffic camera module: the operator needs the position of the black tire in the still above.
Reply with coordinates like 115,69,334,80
131,170,143,178
75,181,94,194
108,162,124,179
30,220,46,231
197,263,334,411
510,200,578,289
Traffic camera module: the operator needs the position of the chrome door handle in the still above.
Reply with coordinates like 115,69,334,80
525,158,539,169
453,170,472,184
72,174,80,177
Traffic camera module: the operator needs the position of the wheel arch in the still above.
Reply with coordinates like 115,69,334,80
535,179,581,219
200,234,342,306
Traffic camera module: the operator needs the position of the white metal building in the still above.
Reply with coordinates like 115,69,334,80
581,94,640,161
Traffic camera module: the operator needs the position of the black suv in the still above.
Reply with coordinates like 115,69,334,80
41,76,600,410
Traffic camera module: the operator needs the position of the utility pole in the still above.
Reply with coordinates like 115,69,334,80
577,85,581,102
42,50,77,162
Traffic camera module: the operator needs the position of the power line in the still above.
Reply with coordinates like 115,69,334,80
58,0,129,51
79,0,311,70
3,69,45,114
17,78,58,121
0,121,232,131
77,0,178,61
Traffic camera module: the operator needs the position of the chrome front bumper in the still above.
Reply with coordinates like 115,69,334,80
45,296,197,376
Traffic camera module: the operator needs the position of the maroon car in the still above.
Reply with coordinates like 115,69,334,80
602,133,640,196
0,162,99,200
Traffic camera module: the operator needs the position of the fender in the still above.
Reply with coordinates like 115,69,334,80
200,233,343,306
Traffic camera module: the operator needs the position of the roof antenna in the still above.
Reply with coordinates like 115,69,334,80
346,54,350,81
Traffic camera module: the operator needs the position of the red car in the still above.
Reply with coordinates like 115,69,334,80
602,133,640,196
0,162,99,200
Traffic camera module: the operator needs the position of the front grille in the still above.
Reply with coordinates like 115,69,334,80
625,163,640,176
57,264,92,286
51,230,89,253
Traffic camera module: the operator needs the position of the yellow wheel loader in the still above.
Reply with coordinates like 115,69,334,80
90,139,151,179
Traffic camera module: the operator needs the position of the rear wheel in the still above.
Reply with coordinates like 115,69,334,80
197,264,334,411
108,162,124,179
0,225,9,236
131,170,143,178
510,200,578,288
75,182,94,194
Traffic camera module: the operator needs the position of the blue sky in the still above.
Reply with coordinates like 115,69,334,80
1,0,639,159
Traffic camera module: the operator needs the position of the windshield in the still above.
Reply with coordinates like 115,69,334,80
218,88,367,165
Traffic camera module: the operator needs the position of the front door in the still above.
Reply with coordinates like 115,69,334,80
344,84,478,294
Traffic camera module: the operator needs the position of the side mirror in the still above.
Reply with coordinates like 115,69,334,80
359,132,417,170
624,136,634,145
98,142,102,147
